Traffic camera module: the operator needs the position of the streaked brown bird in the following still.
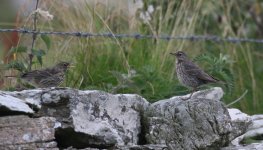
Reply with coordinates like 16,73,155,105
20,62,71,88
170,51,219,100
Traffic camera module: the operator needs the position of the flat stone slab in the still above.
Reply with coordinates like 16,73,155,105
0,115,58,149
0,92,34,114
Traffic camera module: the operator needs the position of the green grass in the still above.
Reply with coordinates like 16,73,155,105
2,0,263,114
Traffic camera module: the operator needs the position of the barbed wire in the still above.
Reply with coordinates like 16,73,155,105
1,28,263,44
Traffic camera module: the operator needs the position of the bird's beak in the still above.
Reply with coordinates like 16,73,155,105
69,64,75,68
170,52,176,55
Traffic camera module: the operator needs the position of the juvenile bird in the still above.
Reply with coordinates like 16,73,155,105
11,62,71,88
170,51,219,100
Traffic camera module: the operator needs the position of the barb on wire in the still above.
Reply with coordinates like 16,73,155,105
1,28,263,44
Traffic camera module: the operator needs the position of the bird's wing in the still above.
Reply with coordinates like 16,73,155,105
21,69,54,81
183,60,218,83
38,73,63,88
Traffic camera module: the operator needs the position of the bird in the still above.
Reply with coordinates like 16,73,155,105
6,62,71,88
170,51,220,100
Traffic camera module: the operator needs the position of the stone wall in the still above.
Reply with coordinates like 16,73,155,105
0,87,260,149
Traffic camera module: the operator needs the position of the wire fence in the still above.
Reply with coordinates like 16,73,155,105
1,28,263,44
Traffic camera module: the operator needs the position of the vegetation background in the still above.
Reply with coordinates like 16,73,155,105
1,0,263,114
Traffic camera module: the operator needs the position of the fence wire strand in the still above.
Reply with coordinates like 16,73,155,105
1,28,263,44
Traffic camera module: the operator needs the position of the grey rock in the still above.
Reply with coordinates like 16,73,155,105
64,147,103,150
65,144,168,150
0,115,57,149
8,88,149,148
179,87,224,101
0,91,34,115
227,108,252,143
7,88,53,109
145,87,233,149
116,144,168,150
72,91,149,145
1,87,249,149
229,112,263,146
1,142,58,150
221,142,263,150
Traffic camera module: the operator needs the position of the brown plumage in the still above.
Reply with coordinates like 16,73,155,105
170,51,219,100
20,62,70,88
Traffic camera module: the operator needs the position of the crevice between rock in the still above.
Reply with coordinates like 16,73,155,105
138,110,147,145
55,128,115,149
0,106,33,117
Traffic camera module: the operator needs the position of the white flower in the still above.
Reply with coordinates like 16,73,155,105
139,5,155,24
139,12,151,23
147,5,154,14
35,8,53,21
128,69,137,78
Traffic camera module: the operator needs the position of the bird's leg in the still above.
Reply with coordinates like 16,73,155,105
181,87,196,100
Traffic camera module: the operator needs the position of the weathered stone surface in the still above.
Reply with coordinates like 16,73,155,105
70,91,149,146
65,148,102,150
10,88,149,148
1,87,254,149
217,110,263,149
230,113,263,146
145,87,233,149
6,88,51,109
221,142,263,150
64,144,167,150
179,87,224,101
1,88,149,148
0,115,57,149
1,142,58,150
116,144,168,150
228,108,252,141
0,91,34,115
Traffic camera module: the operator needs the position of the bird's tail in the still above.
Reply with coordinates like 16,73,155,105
209,75,226,85
217,80,227,85
4,75,18,78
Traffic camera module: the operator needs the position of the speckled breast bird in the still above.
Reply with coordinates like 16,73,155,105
170,51,219,100
20,62,70,88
